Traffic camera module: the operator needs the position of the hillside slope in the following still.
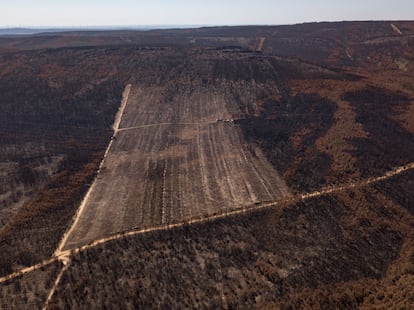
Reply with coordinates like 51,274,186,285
1,21,414,309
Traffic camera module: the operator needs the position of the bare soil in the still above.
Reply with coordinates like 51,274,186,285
62,85,289,250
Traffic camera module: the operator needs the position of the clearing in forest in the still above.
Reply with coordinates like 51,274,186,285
60,85,290,250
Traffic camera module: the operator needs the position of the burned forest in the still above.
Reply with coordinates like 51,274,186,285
1,21,414,309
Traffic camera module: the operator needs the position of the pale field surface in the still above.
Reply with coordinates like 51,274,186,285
62,85,290,250
119,86,235,127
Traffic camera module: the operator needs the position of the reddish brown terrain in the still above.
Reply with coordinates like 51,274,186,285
0,21,414,309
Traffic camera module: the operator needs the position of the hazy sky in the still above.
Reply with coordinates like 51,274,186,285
1,0,413,27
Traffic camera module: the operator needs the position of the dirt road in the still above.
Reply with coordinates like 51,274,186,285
54,84,131,257
391,23,403,35
2,160,414,286
1,161,413,286
256,37,266,52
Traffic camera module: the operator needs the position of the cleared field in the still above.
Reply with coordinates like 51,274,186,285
119,86,237,127
61,85,290,250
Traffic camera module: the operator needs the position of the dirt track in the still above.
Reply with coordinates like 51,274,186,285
256,37,266,52
59,85,290,250
54,85,131,256
1,161,413,287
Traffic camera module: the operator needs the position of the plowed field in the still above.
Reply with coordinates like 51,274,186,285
62,86,289,250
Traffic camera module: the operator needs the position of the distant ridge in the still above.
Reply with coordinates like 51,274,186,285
0,25,211,36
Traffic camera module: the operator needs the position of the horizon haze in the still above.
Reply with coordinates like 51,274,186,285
1,0,414,27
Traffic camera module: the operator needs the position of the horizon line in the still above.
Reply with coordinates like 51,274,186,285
1,19,413,30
